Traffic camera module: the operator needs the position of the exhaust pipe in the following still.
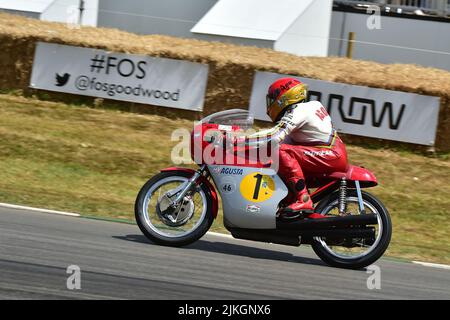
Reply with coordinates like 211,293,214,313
230,227,375,247
277,214,378,230
287,227,375,239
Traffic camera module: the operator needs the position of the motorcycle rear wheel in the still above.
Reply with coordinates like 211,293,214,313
311,190,392,269
135,171,215,247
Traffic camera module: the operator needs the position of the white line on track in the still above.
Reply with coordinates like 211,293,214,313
2,202,450,270
412,261,450,270
206,231,233,239
0,202,80,217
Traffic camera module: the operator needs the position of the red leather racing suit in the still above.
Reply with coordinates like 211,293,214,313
245,101,348,188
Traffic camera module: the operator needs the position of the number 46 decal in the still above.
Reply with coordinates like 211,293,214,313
240,173,275,202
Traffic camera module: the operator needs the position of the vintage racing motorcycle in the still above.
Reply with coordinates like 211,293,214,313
135,109,392,269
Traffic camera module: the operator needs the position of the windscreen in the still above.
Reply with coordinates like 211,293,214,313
200,109,254,130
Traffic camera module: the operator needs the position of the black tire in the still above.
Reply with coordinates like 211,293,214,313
311,190,392,269
135,170,215,247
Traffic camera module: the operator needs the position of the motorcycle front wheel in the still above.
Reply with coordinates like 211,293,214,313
311,190,392,269
135,170,215,247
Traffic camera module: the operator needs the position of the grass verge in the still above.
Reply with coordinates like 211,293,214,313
0,94,449,264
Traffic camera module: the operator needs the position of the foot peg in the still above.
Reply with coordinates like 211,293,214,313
282,207,314,214
280,207,314,220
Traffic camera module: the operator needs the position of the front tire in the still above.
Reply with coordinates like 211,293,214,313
311,190,392,269
135,170,215,247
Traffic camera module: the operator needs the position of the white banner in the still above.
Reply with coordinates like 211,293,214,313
250,71,440,146
30,42,209,111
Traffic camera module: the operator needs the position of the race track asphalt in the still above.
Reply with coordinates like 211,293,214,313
0,207,448,300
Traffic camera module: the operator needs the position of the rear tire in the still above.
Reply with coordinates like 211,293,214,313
311,190,392,269
135,171,215,247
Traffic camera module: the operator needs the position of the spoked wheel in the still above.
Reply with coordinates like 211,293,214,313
135,171,214,247
311,190,392,269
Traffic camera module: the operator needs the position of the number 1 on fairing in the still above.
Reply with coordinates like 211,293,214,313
253,174,263,200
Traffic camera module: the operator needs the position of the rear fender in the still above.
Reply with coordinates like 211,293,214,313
327,165,377,187
311,165,377,203
347,165,378,187
160,167,218,218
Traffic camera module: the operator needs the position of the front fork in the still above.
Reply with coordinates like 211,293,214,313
338,178,366,215
168,164,207,208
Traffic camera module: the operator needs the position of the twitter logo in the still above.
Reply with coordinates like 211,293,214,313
55,73,70,87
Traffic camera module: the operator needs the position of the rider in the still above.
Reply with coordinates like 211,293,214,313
241,78,348,215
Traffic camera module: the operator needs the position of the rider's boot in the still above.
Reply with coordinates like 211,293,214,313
282,178,314,216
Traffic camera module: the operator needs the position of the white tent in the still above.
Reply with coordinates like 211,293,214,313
0,0,98,26
0,0,54,15
191,0,333,57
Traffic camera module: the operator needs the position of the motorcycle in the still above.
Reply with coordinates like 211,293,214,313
135,109,392,269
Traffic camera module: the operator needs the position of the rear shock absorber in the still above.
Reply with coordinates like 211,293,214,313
339,178,347,215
